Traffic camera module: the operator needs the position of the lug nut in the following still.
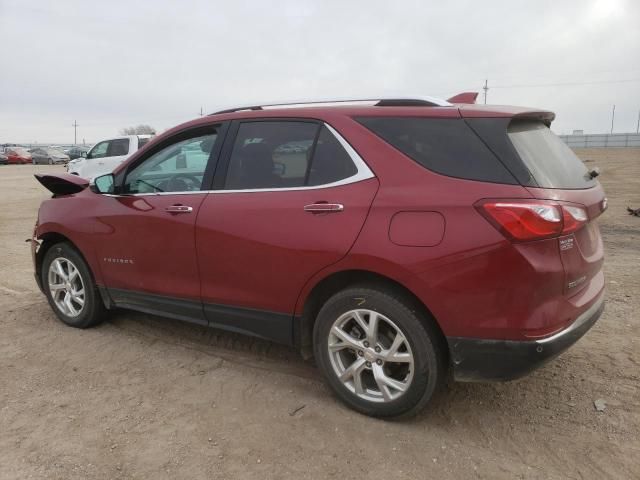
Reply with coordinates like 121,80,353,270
365,361,372,368
357,350,364,356
363,341,369,348
376,359,383,366
374,346,381,353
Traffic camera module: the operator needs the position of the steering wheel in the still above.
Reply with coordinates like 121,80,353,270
165,173,201,192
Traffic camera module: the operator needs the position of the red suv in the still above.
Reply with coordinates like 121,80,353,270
32,96,606,417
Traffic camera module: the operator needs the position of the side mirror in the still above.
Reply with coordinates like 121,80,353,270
81,151,88,158
92,174,115,194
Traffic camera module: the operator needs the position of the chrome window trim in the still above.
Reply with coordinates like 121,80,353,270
106,122,375,196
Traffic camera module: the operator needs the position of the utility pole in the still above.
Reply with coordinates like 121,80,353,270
72,120,79,145
199,107,204,117
636,109,639,134
483,79,488,104
610,105,615,134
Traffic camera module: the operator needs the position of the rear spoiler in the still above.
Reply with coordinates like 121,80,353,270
35,173,89,196
447,92,478,104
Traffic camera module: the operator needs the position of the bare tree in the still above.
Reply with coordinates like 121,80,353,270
120,124,156,135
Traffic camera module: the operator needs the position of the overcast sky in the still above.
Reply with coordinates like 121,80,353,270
1,0,639,144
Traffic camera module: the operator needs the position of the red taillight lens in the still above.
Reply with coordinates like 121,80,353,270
477,200,589,242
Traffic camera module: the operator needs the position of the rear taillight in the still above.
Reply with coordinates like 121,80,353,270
561,205,588,234
476,200,588,242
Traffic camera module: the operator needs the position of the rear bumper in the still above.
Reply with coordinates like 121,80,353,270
447,293,605,382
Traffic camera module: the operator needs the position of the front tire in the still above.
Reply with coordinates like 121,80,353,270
313,286,445,418
41,242,106,328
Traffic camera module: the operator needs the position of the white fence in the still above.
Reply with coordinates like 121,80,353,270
558,133,640,148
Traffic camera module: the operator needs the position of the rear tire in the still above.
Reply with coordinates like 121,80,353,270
313,286,445,418
41,242,106,328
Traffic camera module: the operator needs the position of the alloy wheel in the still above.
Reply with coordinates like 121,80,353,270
47,257,85,317
327,309,414,403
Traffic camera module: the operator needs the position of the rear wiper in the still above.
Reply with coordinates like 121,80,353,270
587,167,600,179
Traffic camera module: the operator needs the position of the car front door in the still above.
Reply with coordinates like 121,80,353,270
195,120,379,343
92,125,224,325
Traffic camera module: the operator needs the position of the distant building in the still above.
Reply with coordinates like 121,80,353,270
572,130,584,135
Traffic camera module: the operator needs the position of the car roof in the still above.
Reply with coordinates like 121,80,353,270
207,98,554,122
142,98,555,149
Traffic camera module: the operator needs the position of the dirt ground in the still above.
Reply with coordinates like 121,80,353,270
1,149,638,480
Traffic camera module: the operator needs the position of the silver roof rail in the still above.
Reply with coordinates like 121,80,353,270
212,96,452,115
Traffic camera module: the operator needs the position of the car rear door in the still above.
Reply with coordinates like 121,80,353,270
92,125,225,325
195,119,378,344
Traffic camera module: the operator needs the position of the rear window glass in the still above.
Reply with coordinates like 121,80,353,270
356,117,516,184
138,137,151,149
507,121,595,189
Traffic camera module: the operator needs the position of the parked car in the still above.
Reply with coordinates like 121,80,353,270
0,152,7,165
32,95,606,418
66,146,89,160
4,147,32,164
67,135,153,180
31,147,70,165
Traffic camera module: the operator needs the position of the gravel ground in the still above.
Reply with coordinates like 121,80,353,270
0,149,639,479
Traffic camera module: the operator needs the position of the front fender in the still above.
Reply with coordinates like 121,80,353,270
36,194,106,286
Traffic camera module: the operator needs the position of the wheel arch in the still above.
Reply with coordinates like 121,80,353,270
36,232,103,300
296,269,448,362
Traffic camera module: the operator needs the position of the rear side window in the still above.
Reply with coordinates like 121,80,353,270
225,121,318,189
224,122,359,190
107,138,129,157
507,121,595,189
356,117,516,184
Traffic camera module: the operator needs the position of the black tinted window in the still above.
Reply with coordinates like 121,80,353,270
225,122,318,189
307,126,357,186
357,117,516,184
138,137,151,149
107,139,129,156
508,121,595,189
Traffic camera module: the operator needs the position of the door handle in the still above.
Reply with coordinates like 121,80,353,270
303,203,344,213
165,204,193,214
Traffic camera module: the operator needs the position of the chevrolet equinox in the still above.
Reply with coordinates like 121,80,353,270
32,95,606,417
